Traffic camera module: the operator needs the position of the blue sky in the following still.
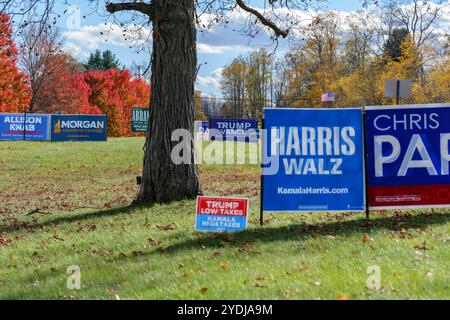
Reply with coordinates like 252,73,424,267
28,0,448,96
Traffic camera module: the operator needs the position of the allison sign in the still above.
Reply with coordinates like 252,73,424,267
0,113,50,141
365,104,450,209
262,108,365,212
51,115,107,141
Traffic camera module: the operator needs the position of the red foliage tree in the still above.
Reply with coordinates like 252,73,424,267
84,69,150,136
0,13,31,113
34,53,94,115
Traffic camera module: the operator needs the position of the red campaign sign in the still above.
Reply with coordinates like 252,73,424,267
196,197,248,217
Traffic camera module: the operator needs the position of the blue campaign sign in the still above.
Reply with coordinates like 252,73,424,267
51,115,107,141
0,113,50,141
262,108,365,212
195,121,209,141
209,119,258,142
365,104,450,208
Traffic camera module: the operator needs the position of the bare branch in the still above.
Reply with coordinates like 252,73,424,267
106,1,155,18
235,0,288,38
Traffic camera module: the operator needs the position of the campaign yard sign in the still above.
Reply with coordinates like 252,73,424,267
262,108,365,212
195,121,209,141
365,104,450,209
131,107,149,132
195,196,249,232
51,115,107,141
209,119,258,142
0,113,50,141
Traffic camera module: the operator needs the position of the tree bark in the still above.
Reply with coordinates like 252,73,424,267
136,0,201,204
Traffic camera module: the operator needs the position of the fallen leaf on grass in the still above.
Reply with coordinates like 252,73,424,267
148,238,161,246
212,251,223,257
52,235,65,241
414,241,429,251
336,294,348,300
200,288,208,294
237,241,254,253
156,224,176,231
219,262,230,270
0,234,12,246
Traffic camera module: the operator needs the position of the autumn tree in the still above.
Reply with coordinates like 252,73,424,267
84,69,150,136
0,13,31,112
103,0,322,203
17,23,70,112
220,57,247,118
2,0,376,204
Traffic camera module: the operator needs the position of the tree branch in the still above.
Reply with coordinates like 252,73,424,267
106,1,155,18
235,0,288,38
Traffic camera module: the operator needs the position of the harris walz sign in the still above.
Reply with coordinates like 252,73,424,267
51,114,107,141
262,108,365,212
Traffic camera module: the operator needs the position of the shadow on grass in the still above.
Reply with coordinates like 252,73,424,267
0,203,153,234
147,210,450,256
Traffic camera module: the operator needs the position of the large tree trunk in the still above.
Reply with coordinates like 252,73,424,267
136,0,201,204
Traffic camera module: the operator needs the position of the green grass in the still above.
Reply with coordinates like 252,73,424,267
0,138,449,300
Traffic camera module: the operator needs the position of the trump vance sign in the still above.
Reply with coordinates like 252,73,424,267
365,104,450,209
210,119,258,142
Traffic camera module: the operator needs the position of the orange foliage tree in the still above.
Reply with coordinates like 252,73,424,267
83,69,150,136
0,13,31,112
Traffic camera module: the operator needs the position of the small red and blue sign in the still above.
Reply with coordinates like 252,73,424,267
195,196,249,232
365,104,450,209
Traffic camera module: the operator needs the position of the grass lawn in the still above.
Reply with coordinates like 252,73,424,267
0,137,449,299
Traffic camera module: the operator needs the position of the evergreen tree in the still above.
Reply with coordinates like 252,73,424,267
383,28,409,62
84,49,121,71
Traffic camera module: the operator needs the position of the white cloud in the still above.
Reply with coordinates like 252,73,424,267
197,43,249,54
62,42,89,58
197,68,223,92
62,23,151,50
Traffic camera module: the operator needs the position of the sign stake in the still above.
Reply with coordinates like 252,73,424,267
363,110,370,219
260,112,265,226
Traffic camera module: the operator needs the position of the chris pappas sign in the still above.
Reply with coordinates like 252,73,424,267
262,108,365,212
365,104,450,209
195,196,249,232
